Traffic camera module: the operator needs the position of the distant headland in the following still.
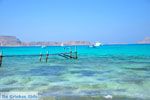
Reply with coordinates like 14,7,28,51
137,37,150,44
0,36,91,46
0,36,150,46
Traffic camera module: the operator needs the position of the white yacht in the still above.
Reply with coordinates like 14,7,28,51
94,42,102,47
89,42,102,48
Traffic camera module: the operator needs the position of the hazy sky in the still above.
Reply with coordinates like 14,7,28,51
0,0,150,43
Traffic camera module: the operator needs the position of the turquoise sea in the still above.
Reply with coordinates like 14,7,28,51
0,44,150,100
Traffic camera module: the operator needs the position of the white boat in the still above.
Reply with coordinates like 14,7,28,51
89,42,102,48
94,42,102,47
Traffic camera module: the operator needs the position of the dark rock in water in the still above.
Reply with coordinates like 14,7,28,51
0,36,21,46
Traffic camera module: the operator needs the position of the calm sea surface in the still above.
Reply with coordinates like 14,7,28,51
0,44,150,100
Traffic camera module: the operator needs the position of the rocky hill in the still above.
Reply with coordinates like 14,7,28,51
0,36,21,46
137,37,150,44
63,41,91,46
22,41,91,46
0,36,91,46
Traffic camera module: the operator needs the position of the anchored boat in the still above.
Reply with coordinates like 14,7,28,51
94,42,102,47
89,41,102,48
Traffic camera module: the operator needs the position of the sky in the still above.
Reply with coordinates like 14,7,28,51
0,0,150,43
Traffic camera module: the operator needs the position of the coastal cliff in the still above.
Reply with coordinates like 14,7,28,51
0,36,21,46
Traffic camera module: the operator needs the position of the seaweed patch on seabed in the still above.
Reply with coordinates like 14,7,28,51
40,86,79,97
70,70,112,77
27,65,66,76
116,77,145,84
39,95,149,100
124,67,150,71
0,86,24,92
70,70,96,76
126,61,150,64
0,70,14,77
78,89,126,96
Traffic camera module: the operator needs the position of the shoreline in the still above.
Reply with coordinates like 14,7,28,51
0,43,150,47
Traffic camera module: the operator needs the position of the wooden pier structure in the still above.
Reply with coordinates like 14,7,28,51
0,46,78,67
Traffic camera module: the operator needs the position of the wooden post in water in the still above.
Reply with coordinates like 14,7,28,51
70,47,72,58
0,51,3,67
75,46,78,59
46,51,49,63
39,52,42,62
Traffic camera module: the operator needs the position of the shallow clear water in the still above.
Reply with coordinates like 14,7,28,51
0,44,150,99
